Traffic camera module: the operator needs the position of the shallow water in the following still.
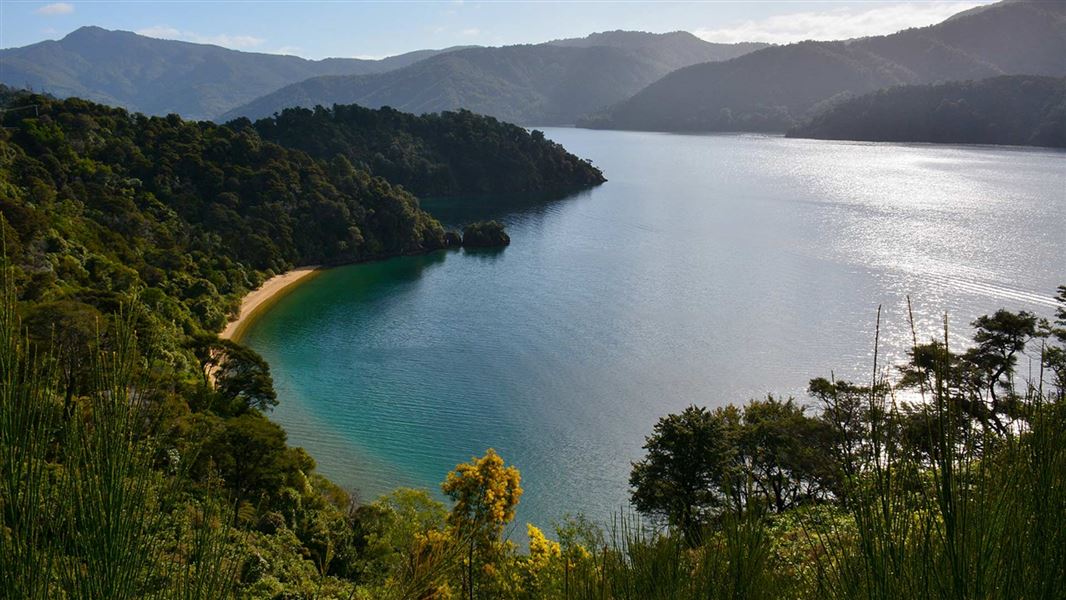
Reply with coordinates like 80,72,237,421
243,129,1065,530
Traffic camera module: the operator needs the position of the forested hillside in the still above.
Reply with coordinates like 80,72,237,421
0,88,447,336
787,76,1066,148
0,26,462,120
238,104,605,196
221,33,767,124
582,0,1066,132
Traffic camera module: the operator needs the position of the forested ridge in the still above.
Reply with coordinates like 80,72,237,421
237,104,605,197
787,76,1066,148
0,87,451,333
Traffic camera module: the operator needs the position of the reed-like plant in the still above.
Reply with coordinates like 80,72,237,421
813,307,1066,600
560,506,778,600
0,252,238,599
0,249,61,599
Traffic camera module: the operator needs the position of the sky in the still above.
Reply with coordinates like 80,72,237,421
1,0,993,59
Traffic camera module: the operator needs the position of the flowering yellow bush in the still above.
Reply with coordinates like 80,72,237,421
527,524,561,567
442,448,523,539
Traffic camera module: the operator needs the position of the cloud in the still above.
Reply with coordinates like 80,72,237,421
136,25,181,39
135,25,265,49
272,46,302,56
35,3,74,16
460,28,480,37
695,1,989,44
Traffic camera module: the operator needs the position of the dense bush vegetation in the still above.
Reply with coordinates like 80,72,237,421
0,87,446,334
4,214,1062,600
788,76,1066,148
236,104,605,197
4,250,1062,598
462,220,510,247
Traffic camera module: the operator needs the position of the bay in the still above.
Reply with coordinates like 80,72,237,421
243,129,1065,530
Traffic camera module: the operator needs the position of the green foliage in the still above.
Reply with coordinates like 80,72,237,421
0,264,239,599
630,397,835,542
629,405,734,542
462,220,511,248
190,335,278,414
0,87,447,344
811,317,1066,600
238,104,605,197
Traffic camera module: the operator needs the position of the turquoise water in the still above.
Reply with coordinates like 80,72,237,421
243,129,1066,530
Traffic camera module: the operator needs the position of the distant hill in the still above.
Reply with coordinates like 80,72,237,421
236,104,606,197
221,32,769,124
787,76,1066,148
0,27,465,120
581,0,1066,132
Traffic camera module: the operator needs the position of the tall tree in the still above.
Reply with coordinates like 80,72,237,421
629,405,734,543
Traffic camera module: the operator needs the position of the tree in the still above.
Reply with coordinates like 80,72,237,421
629,405,734,543
189,335,277,414
735,396,836,512
896,309,1040,434
21,300,104,413
441,448,522,599
1042,286,1066,398
964,309,1037,431
200,413,302,504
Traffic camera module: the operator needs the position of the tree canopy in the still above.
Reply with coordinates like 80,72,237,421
236,104,605,197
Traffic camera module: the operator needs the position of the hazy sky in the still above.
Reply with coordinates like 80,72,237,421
2,1,993,59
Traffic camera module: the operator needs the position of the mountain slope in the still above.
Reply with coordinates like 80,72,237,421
222,32,769,124
0,27,463,120
787,75,1066,148
581,0,1066,132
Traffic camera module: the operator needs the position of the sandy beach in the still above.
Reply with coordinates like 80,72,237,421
220,266,321,341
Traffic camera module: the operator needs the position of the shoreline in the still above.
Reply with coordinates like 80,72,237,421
220,266,323,342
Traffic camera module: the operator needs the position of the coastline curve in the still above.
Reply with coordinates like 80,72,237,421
220,266,323,342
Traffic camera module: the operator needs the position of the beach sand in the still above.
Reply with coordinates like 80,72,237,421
220,266,321,342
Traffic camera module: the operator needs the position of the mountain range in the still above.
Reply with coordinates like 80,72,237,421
0,26,467,120
2,0,1063,138
220,31,767,124
580,0,1066,132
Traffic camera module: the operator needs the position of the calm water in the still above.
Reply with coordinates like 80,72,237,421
243,129,1065,530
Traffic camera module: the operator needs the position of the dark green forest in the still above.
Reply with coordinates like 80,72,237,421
788,76,1066,148
237,104,605,197
0,87,453,332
